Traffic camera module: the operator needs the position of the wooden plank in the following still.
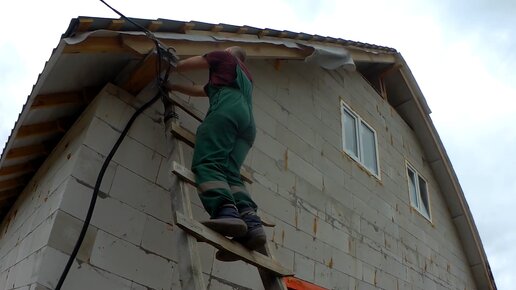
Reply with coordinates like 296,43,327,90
147,20,163,32
175,212,293,277
119,51,159,95
171,161,196,187
211,25,224,33
236,27,248,34
182,22,195,33
0,189,20,202
16,119,69,138
0,177,27,191
62,37,126,54
170,126,254,183
169,94,205,122
67,34,310,59
0,163,34,176
31,92,84,109
170,123,196,147
170,116,206,290
77,18,94,32
6,144,47,159
107,19,125,31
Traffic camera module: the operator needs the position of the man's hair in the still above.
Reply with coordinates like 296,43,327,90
227,46,247,62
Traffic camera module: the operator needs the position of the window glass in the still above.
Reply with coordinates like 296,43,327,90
407,168,419,208
418,176,430,217
360,122,378,174
343,110,358,157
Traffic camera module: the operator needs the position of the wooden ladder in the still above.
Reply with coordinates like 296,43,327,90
166,94,293,290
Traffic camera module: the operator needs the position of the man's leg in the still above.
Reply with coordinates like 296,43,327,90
192,113,247,237
215,136,267,261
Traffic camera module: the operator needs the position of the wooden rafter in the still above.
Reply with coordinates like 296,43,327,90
211,25,224,33
62,37,126,54
118,50,160,95
147,20,162,32
77,18,94,32
0,177,27,191
0,163,34,176
182,22,195,33
236,27,248,34
16,119,70,138
108,19,125,31
6,144,48,159
0,189,20,202
31,92,84,109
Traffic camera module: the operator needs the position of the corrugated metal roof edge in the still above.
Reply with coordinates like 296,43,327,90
65,16,398,53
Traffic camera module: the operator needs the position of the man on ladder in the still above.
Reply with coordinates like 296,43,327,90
167,46,265,260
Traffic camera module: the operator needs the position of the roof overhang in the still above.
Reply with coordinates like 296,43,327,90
0,16,495,289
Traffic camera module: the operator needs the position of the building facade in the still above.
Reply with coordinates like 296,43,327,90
0,17,495,290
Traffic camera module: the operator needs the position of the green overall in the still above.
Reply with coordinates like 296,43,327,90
192,64,257,218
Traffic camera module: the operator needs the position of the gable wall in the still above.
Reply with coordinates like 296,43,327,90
0,57,477,290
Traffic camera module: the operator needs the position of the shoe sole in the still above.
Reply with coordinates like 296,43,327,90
201,218,247,237
215,228,267,262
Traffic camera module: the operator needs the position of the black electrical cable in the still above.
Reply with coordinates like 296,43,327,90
55,1,176,289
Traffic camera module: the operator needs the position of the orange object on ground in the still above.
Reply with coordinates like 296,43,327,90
283,277,328,290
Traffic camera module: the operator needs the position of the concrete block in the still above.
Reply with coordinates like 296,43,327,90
293,176,325,210
16,212,55,264
314,262,332,289
375,269,397,290
71,145,117,194
110,166,173,224
356,242,383,269
285,114,316,148
111,136,162,183
7,248,45,289
249,149,295,192
47,210,97,262
212,258,262,290
251,182,296,226
0,269,8,290
360,218,385,247
90,230,174,290
287,150,323,191
89,196,147,246
92,86,136,132
126,112,168,157
330,247,356,277
275,123,315,165
29,282,52,290
361,262,375,285
254,129,286,162
269,244,294,272
83,116,120,158
59,261,133,290
253,105,278,137
293,253,315,283
141,215,175,261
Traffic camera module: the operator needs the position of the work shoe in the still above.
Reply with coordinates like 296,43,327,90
216,209,267,261
202,204,247,237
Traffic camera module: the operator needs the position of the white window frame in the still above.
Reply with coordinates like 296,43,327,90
406,162,431,220
340,100,380,179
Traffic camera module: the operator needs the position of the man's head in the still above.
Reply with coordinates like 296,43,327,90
225,46,247,62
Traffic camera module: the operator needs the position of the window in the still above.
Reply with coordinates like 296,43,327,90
406,163,431,219
340,100,379,177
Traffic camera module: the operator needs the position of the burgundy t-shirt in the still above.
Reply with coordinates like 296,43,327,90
203,51,253,89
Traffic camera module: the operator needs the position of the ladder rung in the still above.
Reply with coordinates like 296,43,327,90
169,94,205,123
175,212,294,277
169,126,254,183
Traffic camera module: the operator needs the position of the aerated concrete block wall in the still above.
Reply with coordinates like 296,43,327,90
0,58,477,290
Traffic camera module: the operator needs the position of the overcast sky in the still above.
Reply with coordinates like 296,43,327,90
1,0,514,288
